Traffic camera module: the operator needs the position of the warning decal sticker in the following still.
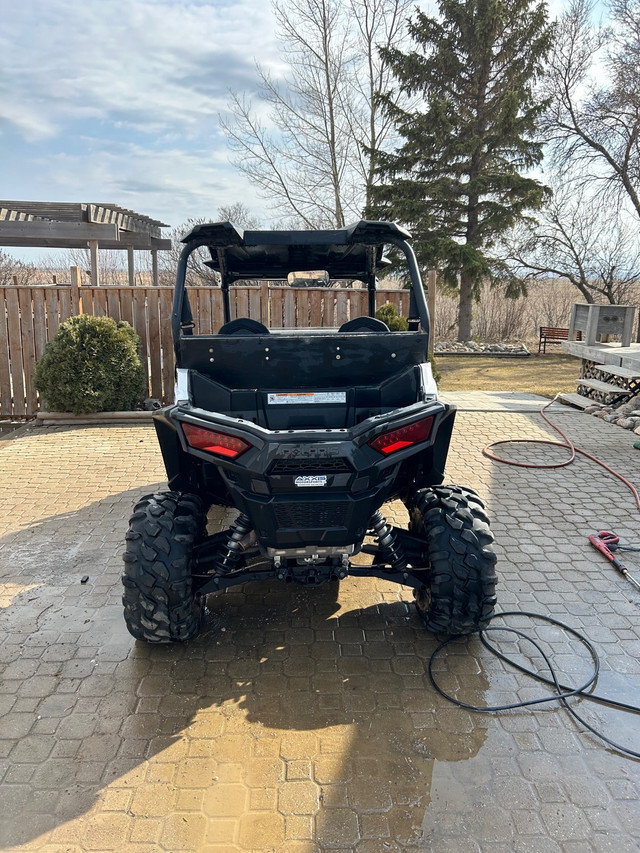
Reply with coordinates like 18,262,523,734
267,392,346,405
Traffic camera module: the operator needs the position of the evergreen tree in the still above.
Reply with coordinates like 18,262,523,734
373,0,552,340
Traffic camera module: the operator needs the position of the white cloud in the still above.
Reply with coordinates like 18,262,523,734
0,0,281,236
24,140,269,224
0,0,281,140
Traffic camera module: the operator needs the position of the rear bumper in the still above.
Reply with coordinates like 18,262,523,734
155,400,455,551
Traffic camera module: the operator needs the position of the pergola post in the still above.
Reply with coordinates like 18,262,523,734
127,245,135,287
89,240,100,286
151,249,159,287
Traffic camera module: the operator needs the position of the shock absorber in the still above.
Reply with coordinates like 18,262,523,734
213,513,253,576
369,510,408,574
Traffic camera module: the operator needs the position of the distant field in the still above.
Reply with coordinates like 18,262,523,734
435,353,578,399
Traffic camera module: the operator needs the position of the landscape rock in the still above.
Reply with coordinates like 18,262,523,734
583,389,640,437
434,340,529,355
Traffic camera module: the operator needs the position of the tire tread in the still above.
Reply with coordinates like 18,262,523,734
410,485,497,635
121,491,206,643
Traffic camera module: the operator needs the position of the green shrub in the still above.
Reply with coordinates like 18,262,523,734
375,303,409,331
35,315,146,414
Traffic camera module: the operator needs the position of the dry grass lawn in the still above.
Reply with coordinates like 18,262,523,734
435,352,579,399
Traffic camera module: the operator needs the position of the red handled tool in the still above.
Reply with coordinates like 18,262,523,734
594,530,640,552
589,531,640,592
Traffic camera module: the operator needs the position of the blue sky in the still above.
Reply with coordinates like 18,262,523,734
0,0,286,236
0,0,595,254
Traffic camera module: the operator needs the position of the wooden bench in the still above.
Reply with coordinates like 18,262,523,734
538,326,570,354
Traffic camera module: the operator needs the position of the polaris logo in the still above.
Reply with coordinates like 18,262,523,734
295,475,328,487
278,445,340,459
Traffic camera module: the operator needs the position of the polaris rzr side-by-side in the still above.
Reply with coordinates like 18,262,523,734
122,220,497,642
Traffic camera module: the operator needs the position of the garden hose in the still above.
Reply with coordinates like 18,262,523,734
432,399,640,760
482,395,640,512
428,611,640,760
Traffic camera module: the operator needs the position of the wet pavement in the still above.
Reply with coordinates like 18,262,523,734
1,398,639,852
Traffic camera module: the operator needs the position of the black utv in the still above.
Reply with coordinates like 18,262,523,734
122,221,497,642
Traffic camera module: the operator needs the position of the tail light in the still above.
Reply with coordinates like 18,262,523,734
368,416,434,455
182,423,251,459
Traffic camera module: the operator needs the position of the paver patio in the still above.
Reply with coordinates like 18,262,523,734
0,396,639,852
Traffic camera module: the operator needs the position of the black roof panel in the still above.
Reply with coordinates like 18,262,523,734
181,220,410,281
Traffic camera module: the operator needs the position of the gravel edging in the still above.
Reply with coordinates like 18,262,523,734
435,351,531,358
434,341,530,357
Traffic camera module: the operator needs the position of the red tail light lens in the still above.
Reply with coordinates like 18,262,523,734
368,416,434,455
182,423,251,459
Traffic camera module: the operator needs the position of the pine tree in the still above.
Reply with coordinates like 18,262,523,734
373,0,553,341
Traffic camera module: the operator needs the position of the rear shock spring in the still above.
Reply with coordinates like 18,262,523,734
214,513,253,576
369,510,408,574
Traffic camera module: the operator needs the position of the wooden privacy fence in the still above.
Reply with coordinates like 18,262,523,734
1,285,410,417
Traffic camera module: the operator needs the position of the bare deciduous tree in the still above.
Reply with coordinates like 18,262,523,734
0,250,36,286
504,178,640,304
159,204,262,286
45,247,151,286
543,0,640,219
220,0,412,227
216,203,262,231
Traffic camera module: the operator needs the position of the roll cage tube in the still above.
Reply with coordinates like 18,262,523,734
388,237,430,337
171,228,431,354
172,238,208,353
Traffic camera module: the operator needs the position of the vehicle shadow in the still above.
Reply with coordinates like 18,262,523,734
0,491,490,849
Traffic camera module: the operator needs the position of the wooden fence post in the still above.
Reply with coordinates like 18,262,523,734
261,281,270,326
70,266,82,315
69,266,82,287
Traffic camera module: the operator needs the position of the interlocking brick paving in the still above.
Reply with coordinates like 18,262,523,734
0,402,639,852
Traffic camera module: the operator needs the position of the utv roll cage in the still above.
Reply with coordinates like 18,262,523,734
171,220,431,346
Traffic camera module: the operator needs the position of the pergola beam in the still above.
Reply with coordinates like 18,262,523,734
0,234,172,250
0,220,119,242
0,202,86,222
87,204,163,236
0,201,166,232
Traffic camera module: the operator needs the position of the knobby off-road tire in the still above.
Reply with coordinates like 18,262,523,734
122,491,207,643
409,485,497,635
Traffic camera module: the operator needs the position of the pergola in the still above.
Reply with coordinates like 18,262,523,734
0,201,171,286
